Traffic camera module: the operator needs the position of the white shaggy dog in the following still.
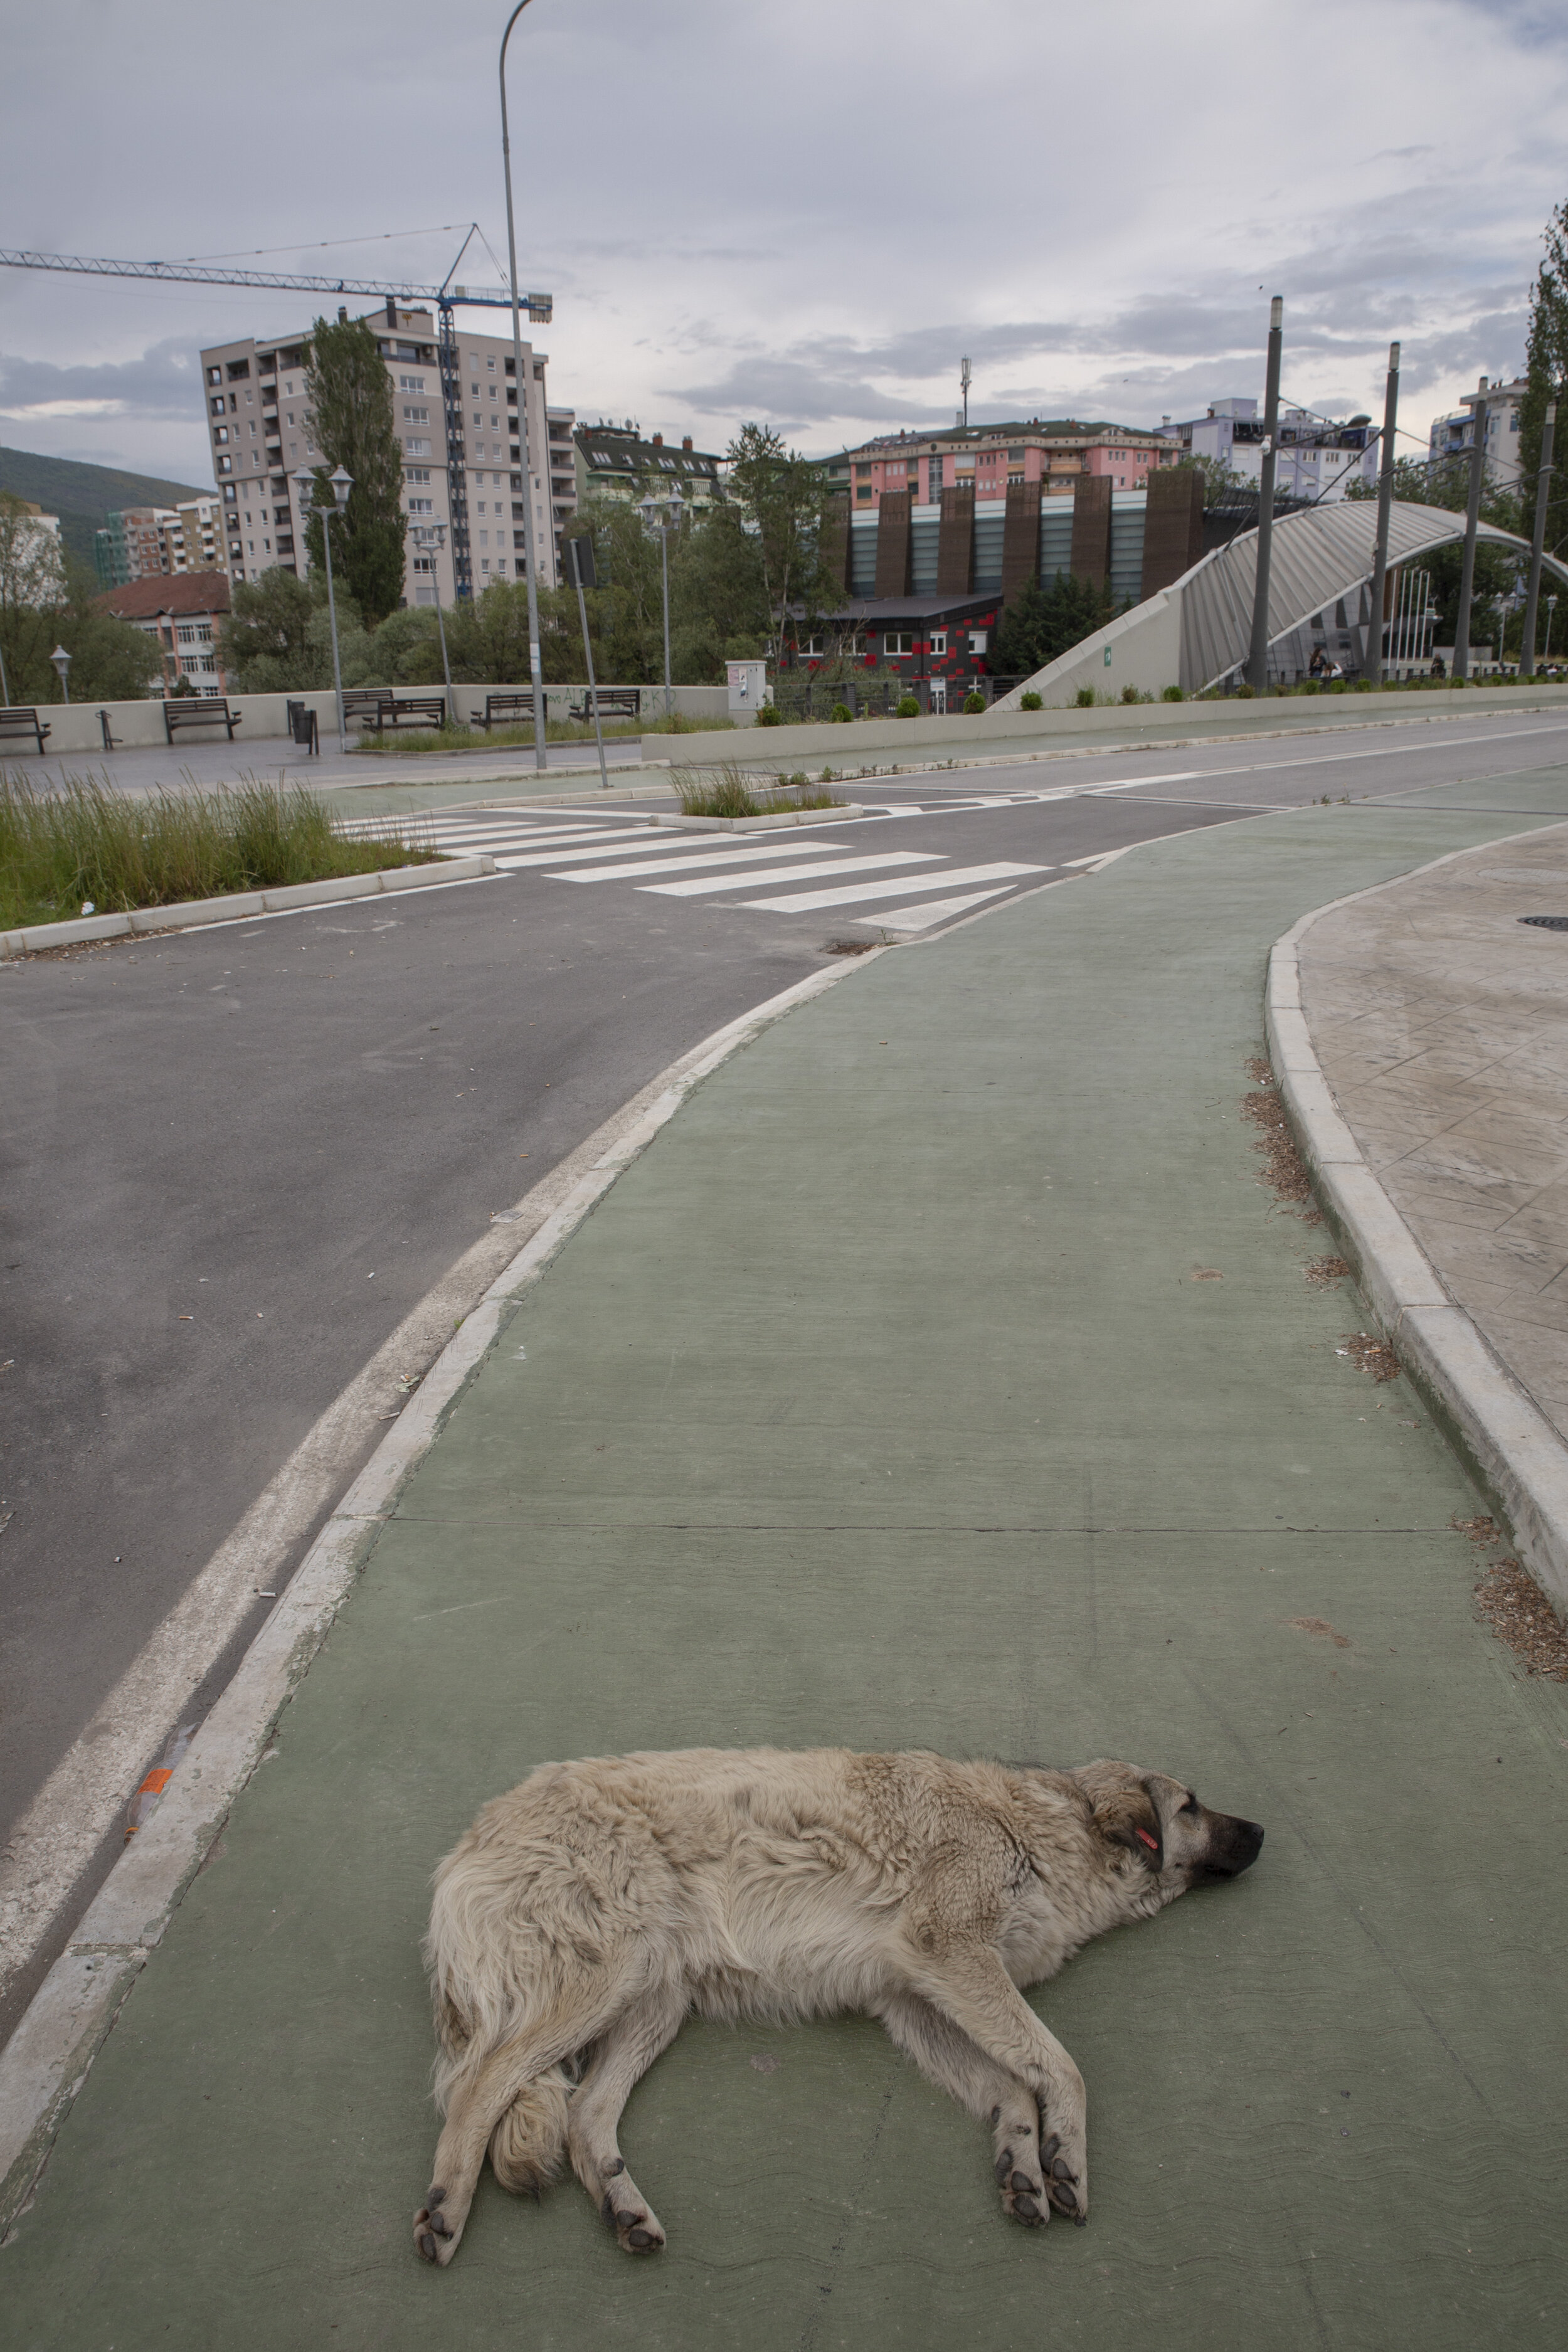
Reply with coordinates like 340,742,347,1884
414,1745,1263,2265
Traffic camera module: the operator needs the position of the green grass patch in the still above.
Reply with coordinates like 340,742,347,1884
0,771,439,932
349,709,734,757
674,760,845,818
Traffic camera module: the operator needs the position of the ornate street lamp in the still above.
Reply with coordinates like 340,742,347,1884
294,465,353,739
637,487,686,719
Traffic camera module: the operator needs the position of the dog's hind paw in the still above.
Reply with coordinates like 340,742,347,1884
600,2180,666,2255
1040,2134,1088,2225
414,2188,460,2267
998,2159,1049,2227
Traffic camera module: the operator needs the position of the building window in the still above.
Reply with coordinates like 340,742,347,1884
885,632,914,656
406,467,431,486
399,374,425,393
970,629,988,654
402,406,430,425
480,558,490,573
487,356,496,373
856,486,872,501
928,630,947,656
206,365,223,386
213,426,228,445
408,497,433,515
406,438,431,457
218,457,233,474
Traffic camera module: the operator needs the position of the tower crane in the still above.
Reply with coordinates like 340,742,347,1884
0,236,554,601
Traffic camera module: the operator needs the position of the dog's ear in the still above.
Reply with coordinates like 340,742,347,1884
1092,1784,1163,1871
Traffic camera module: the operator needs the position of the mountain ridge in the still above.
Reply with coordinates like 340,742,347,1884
0,444,210,573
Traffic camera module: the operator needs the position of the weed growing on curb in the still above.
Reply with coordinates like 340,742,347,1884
674,761,843,818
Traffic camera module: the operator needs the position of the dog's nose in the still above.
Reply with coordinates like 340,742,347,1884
1232,1820,1264,1870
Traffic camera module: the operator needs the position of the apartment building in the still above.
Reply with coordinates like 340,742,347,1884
95,498,230,588
1159,399,1377,502
1429,375,1528,491
573,422,725,514
822,418,1180,509
198,302,576,605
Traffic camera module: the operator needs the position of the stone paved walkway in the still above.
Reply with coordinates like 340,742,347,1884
1300,820,1568,1445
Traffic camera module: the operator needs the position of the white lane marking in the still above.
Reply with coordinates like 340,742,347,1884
639,852,943,897
744,860,1048,912
852,887,1015,932
437,827,662,861
551,841,852,882
1084,772,1202,793
498,835,771,871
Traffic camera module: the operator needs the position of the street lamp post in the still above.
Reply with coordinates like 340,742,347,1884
1519,398,1555,679
637,489,684,719
1453,381,1488,682
1547,594,1560,665
295,465,353,740
1245,295,1285,692
501,0,550,776
50,644,72,703
414,522,454,701
1364,342,1400,689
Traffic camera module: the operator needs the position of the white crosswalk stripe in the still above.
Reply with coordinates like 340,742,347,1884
339,806,1049,934
637,852,941,897
743,861,1047,913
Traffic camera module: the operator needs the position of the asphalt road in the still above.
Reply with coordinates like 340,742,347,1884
3,701,1567,2037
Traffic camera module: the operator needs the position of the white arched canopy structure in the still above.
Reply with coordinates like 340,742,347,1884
993,501,1568,707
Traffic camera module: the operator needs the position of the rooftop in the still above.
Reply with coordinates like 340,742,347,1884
96,571,232,622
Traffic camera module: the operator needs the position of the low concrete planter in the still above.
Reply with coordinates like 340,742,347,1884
654,805,863,834
1,854,497,960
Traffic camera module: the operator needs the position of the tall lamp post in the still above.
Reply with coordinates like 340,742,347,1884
637,487,684,720
1364,342,1400,688
501,0,549,776
1452,380,1488,682
1244,295,1284,692
1547,594,1560,665
1520,398,1557,679
295,464,352,740
50,644,72,704
413,522,454,701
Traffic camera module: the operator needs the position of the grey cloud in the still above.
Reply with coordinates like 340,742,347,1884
0,337,204,421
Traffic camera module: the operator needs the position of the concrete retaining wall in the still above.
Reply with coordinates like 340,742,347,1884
14,683,732,759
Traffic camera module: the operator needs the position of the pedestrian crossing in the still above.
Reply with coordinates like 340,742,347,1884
341,806,1050,931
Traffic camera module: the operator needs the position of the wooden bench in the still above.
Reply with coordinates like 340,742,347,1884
163,696,242,743
572,686,639,721
352,693,447,734
474,691,537,729
0,707,51,754
342,689,393,731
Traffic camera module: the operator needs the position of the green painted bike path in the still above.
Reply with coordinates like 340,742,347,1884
6,776,1567,2351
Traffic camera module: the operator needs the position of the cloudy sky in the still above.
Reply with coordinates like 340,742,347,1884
4,0,1565,490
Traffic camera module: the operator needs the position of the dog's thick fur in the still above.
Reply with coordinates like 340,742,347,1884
413,1746,1263,2265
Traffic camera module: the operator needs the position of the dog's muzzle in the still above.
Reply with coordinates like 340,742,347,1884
1197,1813,1264,1879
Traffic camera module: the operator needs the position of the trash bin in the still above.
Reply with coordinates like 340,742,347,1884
286,700,319,755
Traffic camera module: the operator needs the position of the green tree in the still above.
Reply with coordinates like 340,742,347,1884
1173,453,1248,506
1518,199,1568,569
302,314,407,625
0,502,161,702
58,570,166,701
724,424,839,660
218,566,379,692
993,573,1120,676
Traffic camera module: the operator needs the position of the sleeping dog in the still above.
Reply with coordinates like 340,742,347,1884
414,1745,1263,2265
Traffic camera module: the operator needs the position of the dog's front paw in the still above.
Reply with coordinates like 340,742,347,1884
994,2143,1048,2226
1040,2134,1088,2225
414,2184,460,2266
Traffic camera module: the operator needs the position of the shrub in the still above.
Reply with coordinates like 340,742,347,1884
0,772,435,931
1074,686,1096,707
1019,691,1043,711
1235,682,1256,699
963,690,987,714
1161,684,1184,702
896,694,921,717
830,702,853,723
755,702,781,725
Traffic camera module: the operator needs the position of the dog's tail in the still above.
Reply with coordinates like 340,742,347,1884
487,2062,573,2195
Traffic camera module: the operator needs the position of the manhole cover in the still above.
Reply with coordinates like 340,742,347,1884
1519,914,1568,931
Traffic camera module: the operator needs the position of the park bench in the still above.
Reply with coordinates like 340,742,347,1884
163,696,242,743
0,707,51,754
342,689,393,730
572,686,639,720
352,693,447,734
474,691,537,729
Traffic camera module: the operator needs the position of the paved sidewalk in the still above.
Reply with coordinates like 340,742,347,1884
5,771,1568,2349
1298,823,1568,1449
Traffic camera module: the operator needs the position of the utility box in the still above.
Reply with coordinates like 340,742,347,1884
726,660,771,715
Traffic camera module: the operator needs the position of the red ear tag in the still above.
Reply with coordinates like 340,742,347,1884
1134,1827,1160,1853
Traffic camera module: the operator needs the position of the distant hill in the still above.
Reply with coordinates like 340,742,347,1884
0,445,209,573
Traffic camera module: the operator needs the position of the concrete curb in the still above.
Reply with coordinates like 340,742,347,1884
0,944,885,2234
1266,854,1568,1621
653,806,865,833
0,856,498,959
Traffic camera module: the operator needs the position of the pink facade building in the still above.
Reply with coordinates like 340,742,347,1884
824,419,1179,508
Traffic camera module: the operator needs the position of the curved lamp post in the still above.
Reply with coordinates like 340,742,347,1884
295,465,352,740
637,487,685,719
501,0,549,774
414,521,454,699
